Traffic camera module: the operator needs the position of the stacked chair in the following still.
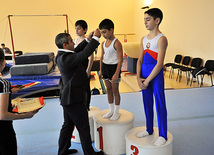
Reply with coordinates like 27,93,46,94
165,54,183,78
166,54,214,87
190,60,214,86
175,56,191,82
178,57,202,85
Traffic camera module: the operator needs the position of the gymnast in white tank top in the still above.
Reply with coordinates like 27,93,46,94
102,37,118,65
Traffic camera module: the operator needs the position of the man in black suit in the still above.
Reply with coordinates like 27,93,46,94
55,29,103,155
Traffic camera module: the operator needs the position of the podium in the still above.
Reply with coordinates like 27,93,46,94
94,109,134,155
125,126,173,155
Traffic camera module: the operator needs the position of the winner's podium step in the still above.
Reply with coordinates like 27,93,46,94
94,109,134,155
125,126,173,155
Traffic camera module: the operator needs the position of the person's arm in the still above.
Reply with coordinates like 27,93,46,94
11,87,21,94
0,93,37,121
136,37,145,89
74,39,88,53
142,36,168,89
99,42,104,79
86,53,94,77
111,40,123,82
72,39,99,66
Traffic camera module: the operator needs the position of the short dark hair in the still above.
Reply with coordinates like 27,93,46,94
1,43,5,46
55,33,70,49
75,20,88,31
0,48,5,63
99,19,114,30
145,8,163,25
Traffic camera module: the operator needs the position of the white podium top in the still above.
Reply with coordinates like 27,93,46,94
93,109,134,125
125,126,173,148
88,106,101,117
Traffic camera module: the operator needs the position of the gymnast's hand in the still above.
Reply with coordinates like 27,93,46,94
142,80,149,90
137,77,145,90
111,74,118,82
98,71,102,79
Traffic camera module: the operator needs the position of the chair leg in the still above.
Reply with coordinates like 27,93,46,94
176,69,179,81
186,71,190,85
186,72,188,85
200,75,204,87
176,69,180,81
172,68,175,78
169,67,172,78
190,77,193,86
196,76,199,85
188,71,191,85
210,73,213,86
170,68,174,78
179,70,182,82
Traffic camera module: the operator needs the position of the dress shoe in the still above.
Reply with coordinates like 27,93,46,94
66,149,78,154
92,150,104,155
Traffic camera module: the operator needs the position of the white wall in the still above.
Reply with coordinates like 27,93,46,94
134,0,214,63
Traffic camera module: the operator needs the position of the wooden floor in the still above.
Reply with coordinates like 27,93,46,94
163,70,210,89
90,71,135,94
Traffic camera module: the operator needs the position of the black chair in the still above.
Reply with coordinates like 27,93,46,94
178,57,202,84
165,54,183,77
190,60,214,86
174,56,191,81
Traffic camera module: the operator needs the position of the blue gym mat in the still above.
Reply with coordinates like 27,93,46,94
3,63,61,99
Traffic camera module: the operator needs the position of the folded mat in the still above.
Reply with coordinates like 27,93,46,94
10,61,54,76
15,52,54,65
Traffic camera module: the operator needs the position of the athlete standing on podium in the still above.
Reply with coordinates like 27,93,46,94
98,19,123,121
136,8,168,146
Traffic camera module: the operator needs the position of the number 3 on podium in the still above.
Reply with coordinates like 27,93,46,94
131,145,139,155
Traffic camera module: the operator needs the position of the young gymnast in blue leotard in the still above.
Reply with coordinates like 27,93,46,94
136,8,168,146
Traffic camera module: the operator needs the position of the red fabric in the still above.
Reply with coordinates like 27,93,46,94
144,49,158,60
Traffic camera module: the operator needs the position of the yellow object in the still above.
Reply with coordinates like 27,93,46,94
12,97,45,113
122,42,140,58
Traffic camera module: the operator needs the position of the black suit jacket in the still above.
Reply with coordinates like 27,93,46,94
55,39,99,106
